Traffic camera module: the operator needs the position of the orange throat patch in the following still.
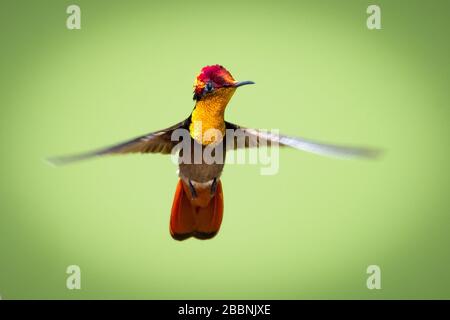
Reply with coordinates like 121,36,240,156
189,87,236,145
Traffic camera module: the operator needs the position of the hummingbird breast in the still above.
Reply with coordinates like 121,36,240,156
178,138,226,183
181,88,235,183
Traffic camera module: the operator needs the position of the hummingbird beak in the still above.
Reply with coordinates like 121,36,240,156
233,80,255,88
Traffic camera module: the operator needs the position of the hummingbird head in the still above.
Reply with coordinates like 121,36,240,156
193,65,254,101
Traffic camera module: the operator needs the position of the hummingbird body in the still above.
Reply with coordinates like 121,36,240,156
175,136,227,238
173,66,240,240
49,64,379,241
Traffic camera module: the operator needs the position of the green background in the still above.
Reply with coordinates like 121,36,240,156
1,0,449,299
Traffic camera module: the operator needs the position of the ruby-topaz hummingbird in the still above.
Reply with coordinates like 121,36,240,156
49,65,378,241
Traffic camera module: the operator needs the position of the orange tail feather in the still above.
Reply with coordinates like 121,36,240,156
170,179,223,241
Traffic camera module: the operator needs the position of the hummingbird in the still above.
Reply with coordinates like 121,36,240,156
49,65,378,241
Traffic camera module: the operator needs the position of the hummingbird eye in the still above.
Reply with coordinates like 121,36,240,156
205,81,214,93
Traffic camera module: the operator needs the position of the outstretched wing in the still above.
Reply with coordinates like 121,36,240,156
225,121,380,159
48,119,189,166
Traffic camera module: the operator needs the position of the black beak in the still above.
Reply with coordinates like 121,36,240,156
233,80,255,88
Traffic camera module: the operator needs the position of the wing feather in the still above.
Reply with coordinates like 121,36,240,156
47,119,188,166
225,121,380,159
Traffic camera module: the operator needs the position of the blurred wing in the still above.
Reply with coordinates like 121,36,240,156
48,119,189,166
225,121,381,159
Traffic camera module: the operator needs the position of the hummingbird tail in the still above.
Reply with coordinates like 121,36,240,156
170,179,223,241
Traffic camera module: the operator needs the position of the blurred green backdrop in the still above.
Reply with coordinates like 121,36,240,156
0,0,449,299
